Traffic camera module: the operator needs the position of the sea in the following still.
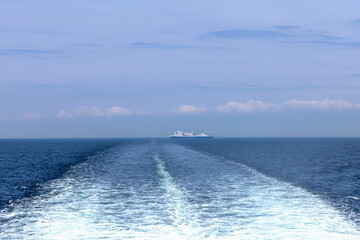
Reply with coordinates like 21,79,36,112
0,138,359,239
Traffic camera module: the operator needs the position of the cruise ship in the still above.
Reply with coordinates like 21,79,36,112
170,130,214,138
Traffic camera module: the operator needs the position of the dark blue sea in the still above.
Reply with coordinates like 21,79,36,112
0,138,359,239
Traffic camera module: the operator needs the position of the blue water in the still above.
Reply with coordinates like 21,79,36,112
0,138,359,239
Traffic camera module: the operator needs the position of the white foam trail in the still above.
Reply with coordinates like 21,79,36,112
1,142,359,239
0,147,187,239
163,144,360,239
0,146,202,240
153,155,201,239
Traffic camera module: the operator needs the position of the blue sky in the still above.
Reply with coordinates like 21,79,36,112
1,0,360,137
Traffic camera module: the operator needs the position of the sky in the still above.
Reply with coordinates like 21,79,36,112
1,0,360,137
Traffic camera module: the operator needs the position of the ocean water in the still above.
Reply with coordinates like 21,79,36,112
0,138,359,239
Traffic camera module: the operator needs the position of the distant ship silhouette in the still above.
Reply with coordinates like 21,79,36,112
170,130,213,138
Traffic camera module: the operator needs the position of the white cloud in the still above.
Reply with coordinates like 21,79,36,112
285,99,360,110
22,113,42,120
137,111,148,115
57,105,133,118
172,105,206,114
105,106,132,116
72,106,104,117
57,110,72,119
217,100,280,113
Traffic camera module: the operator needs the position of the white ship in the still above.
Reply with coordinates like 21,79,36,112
170,130,213,138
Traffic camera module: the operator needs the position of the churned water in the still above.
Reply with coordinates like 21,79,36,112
0,138,359,239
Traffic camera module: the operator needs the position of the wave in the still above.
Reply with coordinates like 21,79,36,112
153,155,202,238
161,143,360,239
0,141,359,239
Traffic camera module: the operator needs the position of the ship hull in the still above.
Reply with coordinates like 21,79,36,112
170,136,213,138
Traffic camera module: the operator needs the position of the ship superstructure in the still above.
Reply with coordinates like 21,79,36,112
170,130,213,138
